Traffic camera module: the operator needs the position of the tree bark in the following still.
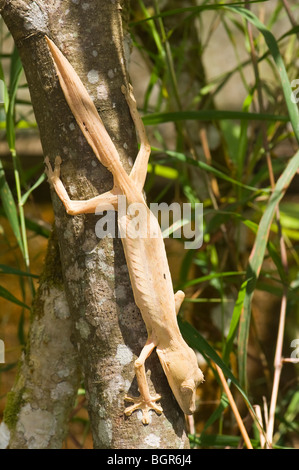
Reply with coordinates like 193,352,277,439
0,230,81,449
0,0,189,448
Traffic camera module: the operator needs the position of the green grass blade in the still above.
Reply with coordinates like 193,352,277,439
20,172,47,205
190,433,259,448
182,271,245,289
0,264,39,278
131,1,270,25
0,120,37,129
0,285,30,310
0,208,51,238
5,47,35,294
237,91,255,185
7,47,22,150
147,163,178,180
226,5,299,143
143,109,289,126
223,278,249,364
0,59,9,113
238,149,299,388
0,47,26,257
0,159,24,254
157,148,269,193
178,318,255,414
200,393,230,434
0,362,18,373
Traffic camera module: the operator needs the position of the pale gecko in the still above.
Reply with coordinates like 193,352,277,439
44,36,204,425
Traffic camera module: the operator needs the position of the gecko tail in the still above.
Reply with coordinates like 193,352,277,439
45,36,121,171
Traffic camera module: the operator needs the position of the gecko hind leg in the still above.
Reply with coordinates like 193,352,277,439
121,84,151,192
174,290,185,315
124,338,162,425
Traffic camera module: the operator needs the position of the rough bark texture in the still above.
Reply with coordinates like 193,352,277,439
0,230,81,449
0,0,189,448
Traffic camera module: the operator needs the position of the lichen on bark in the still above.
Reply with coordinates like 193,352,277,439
4,387,26,431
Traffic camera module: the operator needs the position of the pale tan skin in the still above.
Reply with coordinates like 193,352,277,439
44,36,204,425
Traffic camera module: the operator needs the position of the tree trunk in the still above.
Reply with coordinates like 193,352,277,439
0,0,190,448
0,230,81,449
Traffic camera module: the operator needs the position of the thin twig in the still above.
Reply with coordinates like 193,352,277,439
215,364,253,449
254,404,266,448
186,414,195,435
263,395,269,431
282,358,299,363
267,290,288,443
199,128,220,201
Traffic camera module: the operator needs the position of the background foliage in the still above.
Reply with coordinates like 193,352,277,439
0,0,298,448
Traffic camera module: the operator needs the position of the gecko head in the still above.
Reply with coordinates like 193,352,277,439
156,344,204,415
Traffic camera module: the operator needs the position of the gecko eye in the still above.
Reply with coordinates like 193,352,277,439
181,378,194,391
179,380,196,414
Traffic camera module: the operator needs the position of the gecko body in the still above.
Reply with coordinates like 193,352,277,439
45,36,204,424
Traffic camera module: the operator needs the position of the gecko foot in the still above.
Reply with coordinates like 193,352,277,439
124,394,163,425
121,84,136,106
44,156,62,183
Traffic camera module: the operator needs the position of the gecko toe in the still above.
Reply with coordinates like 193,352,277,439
121,84,136,106
54,156,62,177
44,157,54,182
55,155,62,166
124,394,163,425
44,156,52,171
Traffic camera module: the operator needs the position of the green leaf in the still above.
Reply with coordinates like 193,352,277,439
131,1,271,25
0,362,18,373
0,58,9,113
7,47,23,150
0,120,37,129
225,5,299,144
0,264,39,278
0,159,24,255
238,148,299,388
223,278,250,364
0,285,30,310
143,109,288,126
190,433,259,448
156,148,268,193
182,271,245,289
201,393,230,434
178,318,255,414
20,172,47,205
279,202,299,230
147,163,178,180
0,208,50,239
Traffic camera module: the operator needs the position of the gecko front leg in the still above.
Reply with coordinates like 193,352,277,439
124,338,162,424
45,156,119,214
